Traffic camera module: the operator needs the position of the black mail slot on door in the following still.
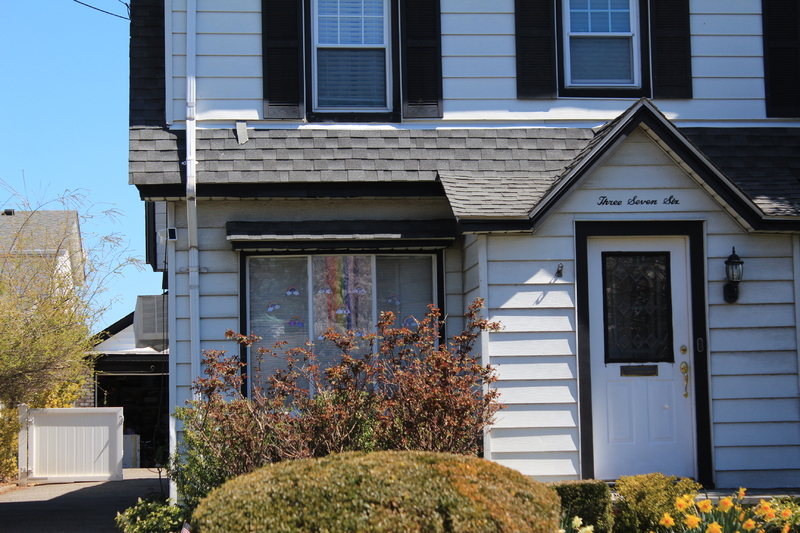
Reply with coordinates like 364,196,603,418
620,365,658,377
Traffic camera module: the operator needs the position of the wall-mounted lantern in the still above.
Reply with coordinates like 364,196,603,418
723,247,744,303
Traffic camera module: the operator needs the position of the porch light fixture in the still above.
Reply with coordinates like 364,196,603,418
723,247,744,303
555,263,564,278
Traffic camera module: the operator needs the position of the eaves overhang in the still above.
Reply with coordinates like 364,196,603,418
137,181,447,201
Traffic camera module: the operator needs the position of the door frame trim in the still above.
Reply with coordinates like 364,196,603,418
575,220,714,487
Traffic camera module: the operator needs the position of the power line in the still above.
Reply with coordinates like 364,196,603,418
72,0,130,21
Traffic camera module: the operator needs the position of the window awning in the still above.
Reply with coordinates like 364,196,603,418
226,219,458,251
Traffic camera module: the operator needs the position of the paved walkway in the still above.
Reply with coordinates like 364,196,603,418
0,469,167,533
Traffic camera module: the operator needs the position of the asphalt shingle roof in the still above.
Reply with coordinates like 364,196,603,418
683,128,800,217
130,124,800,220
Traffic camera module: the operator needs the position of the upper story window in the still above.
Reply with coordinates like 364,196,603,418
262,0,442,122
515,0,692,100
313,0,391,111
563,0,639,88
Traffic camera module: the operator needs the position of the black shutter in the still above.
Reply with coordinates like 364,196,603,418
763,0,800,117
401,0,443,118
262,0,304,118
515,0,557,99
651,0,692,99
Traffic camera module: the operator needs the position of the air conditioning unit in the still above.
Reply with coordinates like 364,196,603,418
134,295,168,351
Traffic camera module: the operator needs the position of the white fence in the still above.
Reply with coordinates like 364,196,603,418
17,405,124,486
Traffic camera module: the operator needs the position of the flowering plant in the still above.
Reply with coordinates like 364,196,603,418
650,489,800,533
558,515,594,533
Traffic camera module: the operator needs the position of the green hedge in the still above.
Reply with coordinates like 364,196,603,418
614,472,702,533
192,451,560,533
549,479,614,533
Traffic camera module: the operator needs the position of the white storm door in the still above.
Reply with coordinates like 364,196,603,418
587,236,696,480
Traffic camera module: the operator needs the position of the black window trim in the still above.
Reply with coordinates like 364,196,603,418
304,0,402,123
263,0,442,122
515,0,692,100
556,0,652,99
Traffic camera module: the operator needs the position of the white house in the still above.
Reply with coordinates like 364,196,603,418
129,0,800,489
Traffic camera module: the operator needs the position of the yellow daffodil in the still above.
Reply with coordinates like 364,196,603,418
676,496,691,512
706,521,723,533
684,514,702,529
742,518,757,531
738,487,747,500
660,513,676,527
698,500,714,513
572,516,583,529
781,508,792,519
719,497,734,512
577,526,594,533
781,524,790,533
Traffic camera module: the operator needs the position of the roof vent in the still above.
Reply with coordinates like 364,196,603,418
2,209,15,216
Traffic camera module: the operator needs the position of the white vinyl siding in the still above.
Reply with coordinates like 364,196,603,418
484,127,800,487
166,0,778,124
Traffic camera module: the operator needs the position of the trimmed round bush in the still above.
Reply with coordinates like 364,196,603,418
192,451,560,533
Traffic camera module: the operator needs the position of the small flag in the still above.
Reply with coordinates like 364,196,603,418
180,522,191,533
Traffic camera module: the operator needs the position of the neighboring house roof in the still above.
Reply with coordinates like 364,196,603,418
0,210,84,284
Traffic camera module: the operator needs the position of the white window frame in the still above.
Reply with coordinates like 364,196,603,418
562,0,641,88
311,0,393,113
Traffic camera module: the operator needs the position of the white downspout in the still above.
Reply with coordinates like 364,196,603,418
186,0,201,396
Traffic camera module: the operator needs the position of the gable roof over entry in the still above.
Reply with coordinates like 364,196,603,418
440,99,800,233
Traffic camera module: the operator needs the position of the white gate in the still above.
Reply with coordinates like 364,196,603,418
17,404,124,486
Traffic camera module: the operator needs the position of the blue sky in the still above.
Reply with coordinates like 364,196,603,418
0,1,163,330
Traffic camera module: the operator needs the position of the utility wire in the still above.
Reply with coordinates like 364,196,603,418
72,0,130,20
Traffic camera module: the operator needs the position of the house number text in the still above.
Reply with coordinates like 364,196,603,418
597,195,680,207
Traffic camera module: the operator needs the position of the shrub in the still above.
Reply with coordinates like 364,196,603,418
191,450,560,533
169,299,502,512
550,479,614,533
115,495,186,533
613,472,702,533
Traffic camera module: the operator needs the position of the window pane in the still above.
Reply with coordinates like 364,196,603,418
318,0,338,16
339,16,363,44
376,256,433,328
364,0,383,16
590,11,610,32
610,11,630,32
571,0,629,33
340,0,362,15
318,49,386,107
602,252,673,363
570,37,633,83
363,16,384,44
316,0,384,45
248,254,435,393
318,16,339,44
312,256,373,365
248,257,310,382
570,11,590,32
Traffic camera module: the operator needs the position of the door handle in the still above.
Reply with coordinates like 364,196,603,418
680,361,689,398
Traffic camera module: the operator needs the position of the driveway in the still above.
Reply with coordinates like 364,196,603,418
0,469,167,533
